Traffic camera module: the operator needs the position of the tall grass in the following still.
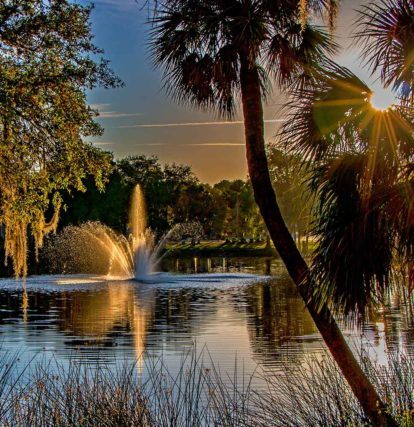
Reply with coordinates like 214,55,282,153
246,349,414,426
0,348,412,426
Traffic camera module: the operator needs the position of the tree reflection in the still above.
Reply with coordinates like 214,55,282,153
244,277,317,366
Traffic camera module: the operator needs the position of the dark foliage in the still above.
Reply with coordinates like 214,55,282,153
356,0,414,101
281,64,414,316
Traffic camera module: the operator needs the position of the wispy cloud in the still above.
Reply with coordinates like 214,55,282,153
186,143,245,146
93,0,137,11
91,141,115,146
98,111,144,119
89,103,110,110
117,119,285,129
134,143,168,146
133,142,245,147
89,103,142,119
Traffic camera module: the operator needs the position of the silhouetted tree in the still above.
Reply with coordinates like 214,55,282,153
356,0,414,103
282,64,414,317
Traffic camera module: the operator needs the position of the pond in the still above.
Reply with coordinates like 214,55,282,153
0,256,412,387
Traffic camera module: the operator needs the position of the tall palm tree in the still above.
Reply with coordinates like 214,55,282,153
148,1,396,425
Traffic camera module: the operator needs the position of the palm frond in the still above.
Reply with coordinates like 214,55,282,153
150,2,239,117
280,64,371,161
149,0,337,116
266,22,337,90
355,0,414,101
310,154,394,317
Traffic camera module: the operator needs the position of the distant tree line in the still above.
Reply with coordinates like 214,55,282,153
58,149,311,244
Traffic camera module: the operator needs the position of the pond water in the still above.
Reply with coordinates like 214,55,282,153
0,257,412,386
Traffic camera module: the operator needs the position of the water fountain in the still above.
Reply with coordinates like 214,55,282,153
128,184,166,280
104,184,171,280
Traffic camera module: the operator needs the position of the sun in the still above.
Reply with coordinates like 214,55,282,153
369,90,397,111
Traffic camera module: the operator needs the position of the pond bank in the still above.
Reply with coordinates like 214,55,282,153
163,241,278,257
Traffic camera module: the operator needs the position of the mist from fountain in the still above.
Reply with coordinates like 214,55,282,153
44,185,165,281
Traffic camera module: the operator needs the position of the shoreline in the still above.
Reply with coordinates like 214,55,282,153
162,241,278,257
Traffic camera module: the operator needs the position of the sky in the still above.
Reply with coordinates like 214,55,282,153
82,0,398,184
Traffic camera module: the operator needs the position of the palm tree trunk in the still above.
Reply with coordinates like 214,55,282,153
239,57,396,427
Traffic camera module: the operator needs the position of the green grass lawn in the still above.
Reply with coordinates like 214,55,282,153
163,240,277,257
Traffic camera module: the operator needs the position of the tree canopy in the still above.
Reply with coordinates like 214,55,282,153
0,0,120,276
267,144,314,246
150,0,337,117
148,1,403,422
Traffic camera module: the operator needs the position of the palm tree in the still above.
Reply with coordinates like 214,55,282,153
281,64,414,317
148,1,396,425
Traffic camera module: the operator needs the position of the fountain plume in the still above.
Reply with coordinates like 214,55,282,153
128,185,155,279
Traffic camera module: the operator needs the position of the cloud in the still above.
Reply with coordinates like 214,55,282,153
132,142,244,148
91,141,115,146
117,119,285,129
98,111,144,119
186,143,245,146
89,103,143,119
133,142,246,147
89,103,110,110
134,143,168,146
93,0,138,11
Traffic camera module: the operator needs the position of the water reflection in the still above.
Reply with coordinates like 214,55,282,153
58,284,155,371
161,256,277,275
0,258,412,383
245,280,318,367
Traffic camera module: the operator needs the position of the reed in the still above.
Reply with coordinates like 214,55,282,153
0,348,412,426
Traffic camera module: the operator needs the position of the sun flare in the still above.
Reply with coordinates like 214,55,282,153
369,90,397,111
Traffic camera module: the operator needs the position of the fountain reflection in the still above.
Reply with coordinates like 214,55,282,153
59,284,154,370
8,283,154,371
